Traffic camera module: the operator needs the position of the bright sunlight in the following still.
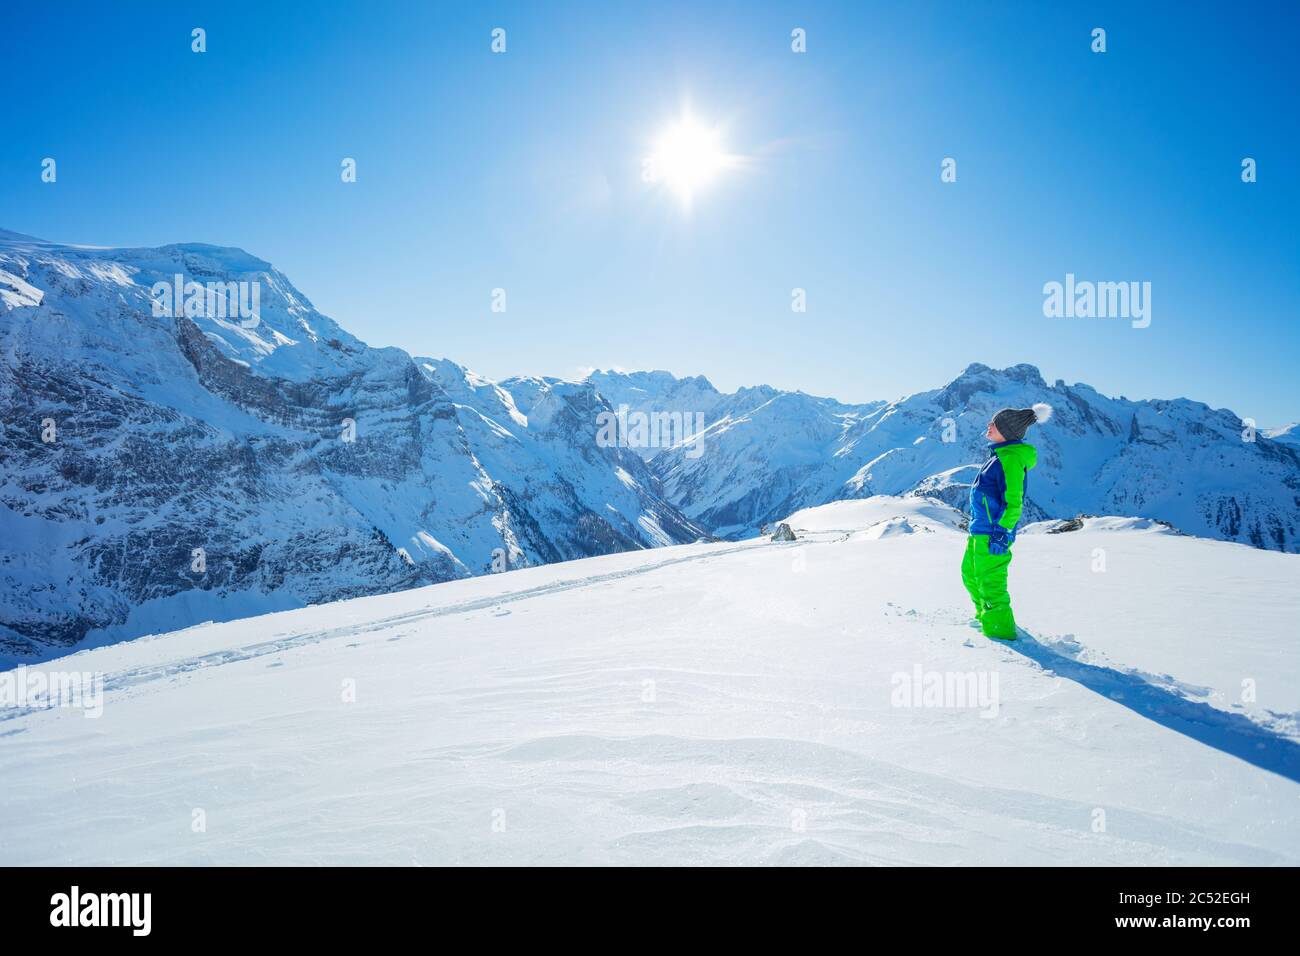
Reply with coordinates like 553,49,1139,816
645,111,736,207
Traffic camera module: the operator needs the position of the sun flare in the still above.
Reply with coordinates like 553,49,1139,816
645,112,733,206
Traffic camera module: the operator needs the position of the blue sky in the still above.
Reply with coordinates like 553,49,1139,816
5,0,1298,422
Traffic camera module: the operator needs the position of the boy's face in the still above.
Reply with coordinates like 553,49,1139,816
986,420,1005,442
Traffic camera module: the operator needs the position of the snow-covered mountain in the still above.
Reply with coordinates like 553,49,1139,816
4,226,1296,665
2,496,1295,865
0,230,704,664
591,364,1300,549
1265,423,1300,446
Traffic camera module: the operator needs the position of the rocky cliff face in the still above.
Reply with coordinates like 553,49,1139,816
0,231,704,663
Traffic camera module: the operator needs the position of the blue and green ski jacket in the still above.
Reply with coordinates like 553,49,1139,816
968,440,1038,536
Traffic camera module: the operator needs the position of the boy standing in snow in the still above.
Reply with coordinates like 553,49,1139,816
961,404,1052,640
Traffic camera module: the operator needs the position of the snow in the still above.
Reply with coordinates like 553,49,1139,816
1265,423,1299,446
785,496,965,534
2,496,1295,865
0,267,45,309
1021,516,1178,535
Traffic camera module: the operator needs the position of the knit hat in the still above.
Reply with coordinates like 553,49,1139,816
992,403,1053,442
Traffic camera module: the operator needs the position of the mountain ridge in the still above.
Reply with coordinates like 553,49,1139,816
0,230,706,664
3,228,1297,665
593,361,1300,547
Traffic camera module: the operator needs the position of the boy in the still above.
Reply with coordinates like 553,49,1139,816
961,403,1052,640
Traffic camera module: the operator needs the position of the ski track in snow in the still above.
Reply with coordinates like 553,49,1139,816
0,540,767,722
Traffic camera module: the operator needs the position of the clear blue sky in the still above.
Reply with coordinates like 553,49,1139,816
5,1,1297,423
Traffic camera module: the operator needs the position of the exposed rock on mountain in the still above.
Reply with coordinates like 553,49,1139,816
0,231,704,663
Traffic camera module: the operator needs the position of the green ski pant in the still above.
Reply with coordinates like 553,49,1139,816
961,534,1016,640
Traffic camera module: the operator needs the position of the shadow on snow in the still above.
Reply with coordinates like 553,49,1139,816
1008,632,1300,784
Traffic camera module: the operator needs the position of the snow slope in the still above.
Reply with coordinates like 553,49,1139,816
2,497,1295,866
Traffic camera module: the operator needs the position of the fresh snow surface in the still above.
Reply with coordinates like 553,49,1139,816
1,496,1296,866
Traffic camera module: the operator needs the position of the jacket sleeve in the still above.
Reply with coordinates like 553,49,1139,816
997,452,1027,532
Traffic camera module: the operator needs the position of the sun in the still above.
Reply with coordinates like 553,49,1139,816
645,112,733,206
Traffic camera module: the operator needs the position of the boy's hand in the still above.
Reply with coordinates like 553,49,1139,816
988,528,1013,555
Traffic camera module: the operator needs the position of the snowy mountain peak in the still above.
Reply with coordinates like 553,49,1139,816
0,229,707,665
1264,422,1300,445
935,362,1049,409
0,230,366,382
586,368,718,394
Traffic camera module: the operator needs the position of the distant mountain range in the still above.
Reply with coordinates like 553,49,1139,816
2,228,1296,662
594,365,1300,549
1264,423,1300,446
